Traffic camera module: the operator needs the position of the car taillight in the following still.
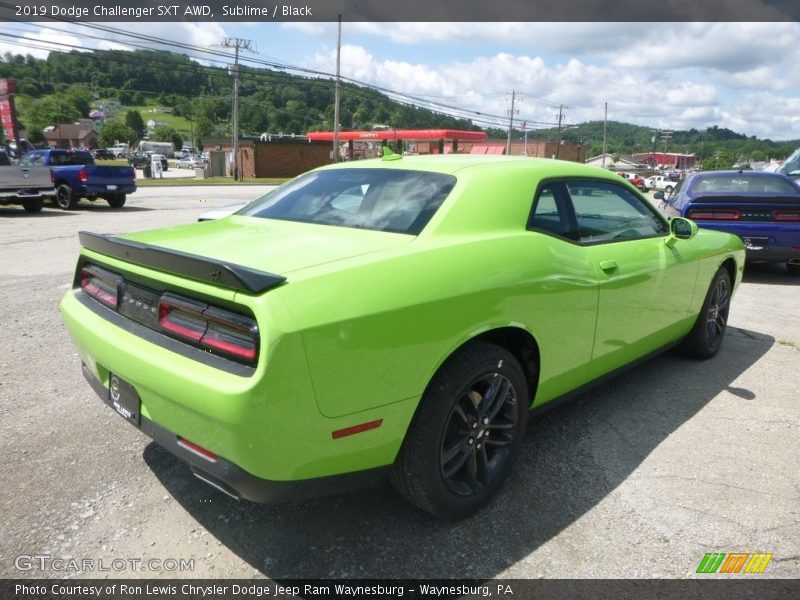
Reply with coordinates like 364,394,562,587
80,265,122,309
773,211,800,222
688,209,740,221
78,167,88,184
158,293,259,364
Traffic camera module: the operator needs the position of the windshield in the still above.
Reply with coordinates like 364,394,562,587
240,168,456,235
690,173,799,194
778,148,800,176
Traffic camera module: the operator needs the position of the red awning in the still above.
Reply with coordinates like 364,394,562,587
306,129,488,142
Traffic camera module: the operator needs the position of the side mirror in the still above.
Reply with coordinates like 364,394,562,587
653,191,665,200
665,216,697,247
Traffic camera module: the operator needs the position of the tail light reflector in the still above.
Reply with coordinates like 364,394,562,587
78,265,260,366
201,307,259,362
78,167,88,184
158,294,207,342
158,294,259,364
177,437,218,461
688,209,740,221
79,265,122,309
773,211,800,222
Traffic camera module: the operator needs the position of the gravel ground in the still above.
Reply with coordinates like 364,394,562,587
0,186,797,580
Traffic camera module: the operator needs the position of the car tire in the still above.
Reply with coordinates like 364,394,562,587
787,261,800,276
391,341,529,520
22,198,44,213
55,184,78,210
665,185,674,194
680,267,732,359
107,194,126,208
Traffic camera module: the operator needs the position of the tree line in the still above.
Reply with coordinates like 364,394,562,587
1,48,798,168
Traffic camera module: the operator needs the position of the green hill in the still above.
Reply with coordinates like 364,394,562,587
1,49,798,166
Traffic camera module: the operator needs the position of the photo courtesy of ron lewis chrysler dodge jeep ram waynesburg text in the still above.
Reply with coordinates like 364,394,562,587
60,155,745,519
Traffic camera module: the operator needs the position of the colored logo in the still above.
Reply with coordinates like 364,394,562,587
696,552,773,574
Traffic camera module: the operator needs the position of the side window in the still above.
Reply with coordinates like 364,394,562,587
566,180,668,243
528,183,579,240
19,153,35,167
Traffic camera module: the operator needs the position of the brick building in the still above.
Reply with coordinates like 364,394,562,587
201,137,331,178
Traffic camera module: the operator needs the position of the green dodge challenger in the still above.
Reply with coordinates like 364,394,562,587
60,155,745,519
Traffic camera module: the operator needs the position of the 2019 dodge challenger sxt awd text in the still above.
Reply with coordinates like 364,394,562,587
60,155,745,519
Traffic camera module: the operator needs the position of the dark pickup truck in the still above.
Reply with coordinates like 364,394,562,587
0,148,55,213
20,149,136,209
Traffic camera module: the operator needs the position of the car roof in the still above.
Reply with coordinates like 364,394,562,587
313,154,617,180
690,169,790,180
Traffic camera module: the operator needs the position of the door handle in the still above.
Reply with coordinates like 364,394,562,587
599,259,617,272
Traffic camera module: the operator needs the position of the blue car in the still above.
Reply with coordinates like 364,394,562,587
659,170,800,274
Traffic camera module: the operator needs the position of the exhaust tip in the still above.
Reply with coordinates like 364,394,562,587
191,470,241,500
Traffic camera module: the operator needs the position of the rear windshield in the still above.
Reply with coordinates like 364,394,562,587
49,151,94,165
691,174,799,194
240,168,456,235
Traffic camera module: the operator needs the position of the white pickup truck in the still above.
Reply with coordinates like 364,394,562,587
645,175,677,194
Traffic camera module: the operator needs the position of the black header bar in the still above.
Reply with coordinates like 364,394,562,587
1,0,799,22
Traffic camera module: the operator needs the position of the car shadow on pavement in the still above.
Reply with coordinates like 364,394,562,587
0,207,77,217
143,327,773,579
55,205,156,213
743,262,800,286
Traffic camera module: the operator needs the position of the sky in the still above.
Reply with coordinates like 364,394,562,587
2,20,800,141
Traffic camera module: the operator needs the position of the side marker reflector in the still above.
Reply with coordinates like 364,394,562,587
332,419,384,439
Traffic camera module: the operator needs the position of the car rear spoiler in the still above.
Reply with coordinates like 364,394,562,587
78,231,286,294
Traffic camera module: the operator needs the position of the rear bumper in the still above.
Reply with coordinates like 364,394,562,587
83,184,137,196
81,364,389,503
694,221,800,263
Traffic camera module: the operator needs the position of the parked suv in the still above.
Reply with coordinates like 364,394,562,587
129,152,168,171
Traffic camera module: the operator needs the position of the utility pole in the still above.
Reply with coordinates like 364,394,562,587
505,91,519,155
660,130,673,170
555,104,567,159
522,121,528,156
220,37,254,180
602,102,608,168
332,15,342,163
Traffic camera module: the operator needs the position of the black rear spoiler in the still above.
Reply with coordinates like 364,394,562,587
79,231,286,294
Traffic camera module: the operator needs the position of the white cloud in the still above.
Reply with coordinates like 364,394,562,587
0,29,85,59
298,20,800,140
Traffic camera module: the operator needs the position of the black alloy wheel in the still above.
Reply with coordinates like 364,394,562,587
440,372,519,497
681,267,732,359
392,341,529,519
55,184,78,210
705,272,730,351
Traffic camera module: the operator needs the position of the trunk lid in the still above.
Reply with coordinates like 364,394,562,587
120,215,414,278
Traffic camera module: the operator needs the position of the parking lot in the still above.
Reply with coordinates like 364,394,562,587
0,186,798,579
